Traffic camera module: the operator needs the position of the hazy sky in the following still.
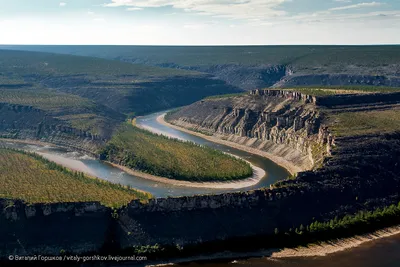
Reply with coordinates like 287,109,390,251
0,0,399,45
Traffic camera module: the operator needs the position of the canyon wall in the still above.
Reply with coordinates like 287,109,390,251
0,199,111,257
166,90,333,172
0,187,364,258
2,90,400,258
0,103,106,154
273,74,400,89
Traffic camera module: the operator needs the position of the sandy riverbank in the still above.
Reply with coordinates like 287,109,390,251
147,225,400,267
271,225,400,258
108,161,265,190
157,114,301,175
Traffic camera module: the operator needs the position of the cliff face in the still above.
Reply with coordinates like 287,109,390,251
1,129,399,257
0,103,105,153
0,187,366,257
273,73,400,88
0,199,111,257
167,90,333,172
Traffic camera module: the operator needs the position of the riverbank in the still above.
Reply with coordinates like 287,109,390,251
157,114,301,175
147,225,400,267
108,161,265,189
0,138,56,148
1,138,265,190
271,225,400,258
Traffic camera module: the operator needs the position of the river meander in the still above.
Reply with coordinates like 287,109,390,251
1,111,288,198
2,111,400,266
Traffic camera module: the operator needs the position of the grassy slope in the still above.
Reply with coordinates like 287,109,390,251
274,86,400,137
0,149,151,207
331,108,400,137
100,124,253,182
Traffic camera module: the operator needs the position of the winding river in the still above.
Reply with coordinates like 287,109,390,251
1,111,289,198
2,111,400,266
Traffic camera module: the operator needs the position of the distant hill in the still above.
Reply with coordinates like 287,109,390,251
2,45,400,90
0,49,241,114
0,49,241,146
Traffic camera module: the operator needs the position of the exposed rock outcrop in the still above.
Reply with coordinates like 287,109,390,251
167,90,332,172
0,103,106,153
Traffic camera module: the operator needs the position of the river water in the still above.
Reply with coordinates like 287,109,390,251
1,111,288,198
2,111,400,266
172,233,400,267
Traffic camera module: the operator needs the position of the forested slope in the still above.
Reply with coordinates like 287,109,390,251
4,45,400,90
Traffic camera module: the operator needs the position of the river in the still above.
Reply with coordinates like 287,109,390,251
170,233,400,267
2,111,400,266
1,111,288,198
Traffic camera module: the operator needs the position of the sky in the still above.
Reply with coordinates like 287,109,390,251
0,0,399,45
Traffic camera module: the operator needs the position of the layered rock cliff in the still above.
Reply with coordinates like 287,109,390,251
167,89,333,172
0,103,111,154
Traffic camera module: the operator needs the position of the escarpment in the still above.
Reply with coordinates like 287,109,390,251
0,103,117,153
167,89,333,172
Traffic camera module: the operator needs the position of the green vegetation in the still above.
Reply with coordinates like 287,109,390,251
0,88,94,112
0,87,120,136
0,49,241,117
0,49,201,77
331,109,400,137
296,202,400,237
0,148,151,207
6,45,400,68
57,113,113,136
100,124,252,182
205,92,248,99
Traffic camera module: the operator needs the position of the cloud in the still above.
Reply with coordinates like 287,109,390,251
59,2,67,7
334,0,352,2
88,11,95,15
330,2,383,11
103,0,288,20
127,7,143,11
183,24,207,29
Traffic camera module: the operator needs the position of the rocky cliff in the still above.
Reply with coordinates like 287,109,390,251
0,199,111,257
167,89,333,172
0,103,107,153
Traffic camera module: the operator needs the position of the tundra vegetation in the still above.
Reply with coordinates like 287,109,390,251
0,148,151,207
331,108,400,137
99,124,253,182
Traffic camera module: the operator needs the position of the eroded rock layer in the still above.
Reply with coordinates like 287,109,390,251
167,90,333,172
